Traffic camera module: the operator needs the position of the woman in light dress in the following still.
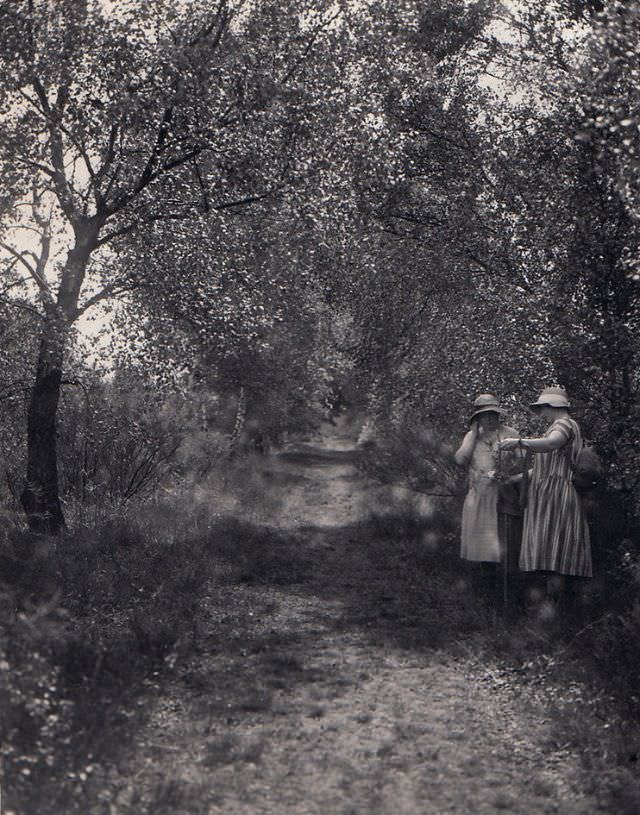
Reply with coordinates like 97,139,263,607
455,394,521,567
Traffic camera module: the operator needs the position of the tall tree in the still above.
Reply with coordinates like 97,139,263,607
0,0,344,531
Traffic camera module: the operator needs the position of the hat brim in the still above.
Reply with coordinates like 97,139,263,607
529,400,570,411
470,406,506,423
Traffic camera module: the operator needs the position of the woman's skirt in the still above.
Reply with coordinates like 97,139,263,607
519,475,591,577
461,477,501,562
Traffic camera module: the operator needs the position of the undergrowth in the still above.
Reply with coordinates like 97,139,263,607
0,503,307,815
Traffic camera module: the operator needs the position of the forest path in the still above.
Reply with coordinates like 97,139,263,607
111,423,599,815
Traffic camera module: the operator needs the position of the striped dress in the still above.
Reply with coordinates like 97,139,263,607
519,417,592,577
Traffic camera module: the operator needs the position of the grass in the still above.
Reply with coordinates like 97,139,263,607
202,733,265,768
334,504,495,650
145,778,210,815
213,516,311,585
0,500,309,815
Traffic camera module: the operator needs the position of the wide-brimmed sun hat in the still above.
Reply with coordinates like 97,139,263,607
529,386,571,411
469,393,506,423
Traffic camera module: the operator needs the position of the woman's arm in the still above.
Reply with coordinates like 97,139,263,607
500,429,568,453
454,426,477,466
520,430,568,452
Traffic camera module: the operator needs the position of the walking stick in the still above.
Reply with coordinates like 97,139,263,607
514,444,532,610
497,446,509,609
520,443,531,512
500,442,531,610
503,523,509,608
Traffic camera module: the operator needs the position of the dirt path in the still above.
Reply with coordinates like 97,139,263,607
106,428,600,815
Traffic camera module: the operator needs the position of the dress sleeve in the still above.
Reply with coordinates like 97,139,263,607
454,430,475,466
548,417,573,443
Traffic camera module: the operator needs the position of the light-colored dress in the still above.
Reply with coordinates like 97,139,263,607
459,425,518,562
519,417,592,577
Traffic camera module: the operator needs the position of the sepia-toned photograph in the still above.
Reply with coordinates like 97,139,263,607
0,0,638,812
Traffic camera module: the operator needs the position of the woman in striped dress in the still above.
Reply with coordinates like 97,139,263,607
499,387,591,581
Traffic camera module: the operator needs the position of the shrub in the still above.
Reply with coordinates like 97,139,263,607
358,420,465,503
0,504,270,811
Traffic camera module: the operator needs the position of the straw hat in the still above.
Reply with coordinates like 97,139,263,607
469,393,506,423
529,386,571,411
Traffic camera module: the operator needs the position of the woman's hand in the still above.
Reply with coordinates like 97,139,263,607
498,438,521,451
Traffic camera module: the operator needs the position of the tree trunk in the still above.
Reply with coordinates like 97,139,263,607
21,314,68,534
19,222,98,534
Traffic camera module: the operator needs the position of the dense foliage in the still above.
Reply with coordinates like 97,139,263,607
0,0,637,519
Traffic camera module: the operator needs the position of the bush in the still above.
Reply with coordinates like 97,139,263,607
0,501,307,815
358,420,465,502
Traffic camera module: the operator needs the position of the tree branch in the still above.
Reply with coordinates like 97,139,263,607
97,174,285,249
18,85,100,197
0,241,37,278
95,221,140,247
188,0,229,50
0,241,54,303
107,106,177,213
74,279,140,318
28,76,79,221
0,294,44,319
9,153,57,179
1,274,38,297
94,122,120,187
213,184,286,211
280,8,342,85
